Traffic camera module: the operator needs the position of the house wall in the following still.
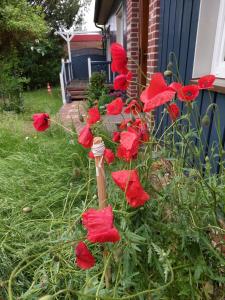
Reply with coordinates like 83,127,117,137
146,0,160,78
126,0,160,97
126,0,139,98
157,0,225,173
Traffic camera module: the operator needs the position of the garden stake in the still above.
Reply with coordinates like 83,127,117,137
92,137,107,209
91,137,111,288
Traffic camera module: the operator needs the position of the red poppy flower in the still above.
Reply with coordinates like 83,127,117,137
88,151,94,159
111,169,138,191
106,98,123,115
112,131,121,142
87,107,100,125
111,169,150,207
177,85,199,102
125,180,150,208
143,90,176,112
132,119,150,142
140,73,176,112
140,73,168,103
114,72,132,91
78,125,93,148
124,100,142,115
167,103,180,122
104,148,115,164
116,144,138,162
111,43,128,74
119,119,132,130
82,206,120,243
168,82,182,92
120,130,139,151
75,242,95,270
198,75,215,89
116,130,139,162
33,113,50,131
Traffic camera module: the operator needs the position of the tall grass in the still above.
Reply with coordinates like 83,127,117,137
0,89,94,299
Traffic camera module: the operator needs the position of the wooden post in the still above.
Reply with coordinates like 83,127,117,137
92,137,111,288
92,137,107,208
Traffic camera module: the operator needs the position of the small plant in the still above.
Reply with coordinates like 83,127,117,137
87,71,109,107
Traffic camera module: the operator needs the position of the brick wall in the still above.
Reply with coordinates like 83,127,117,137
126,0,140,98
126,0,160,98
146,0,160,78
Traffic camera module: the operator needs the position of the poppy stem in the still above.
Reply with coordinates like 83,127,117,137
50,119,77,135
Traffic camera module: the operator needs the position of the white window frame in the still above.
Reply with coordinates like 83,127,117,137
116,5,123,45
193,0,225,78
211,0,225,77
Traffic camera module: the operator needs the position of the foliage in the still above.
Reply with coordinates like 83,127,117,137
87,72,109,108
0,0,47,111
1,59,225,299
98,92,114,113
28,0,90,30
20,37,64,89
0,0,47,53
0,52,27,113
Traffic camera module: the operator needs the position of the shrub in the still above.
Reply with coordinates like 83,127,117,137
0,54,26,113
87,72,109,107
19,37,64,90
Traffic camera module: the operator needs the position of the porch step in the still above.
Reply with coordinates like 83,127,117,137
70,95,87,100
67,86,88,92
69,90,88,96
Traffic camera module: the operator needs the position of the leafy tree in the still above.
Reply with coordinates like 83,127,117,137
0,0,47,111
0,0,47,53
28,0,90,30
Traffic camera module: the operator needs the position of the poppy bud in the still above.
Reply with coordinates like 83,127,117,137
79,114,84,122
205,156,209,162
164,70,173,77
167,61,173,69
201,114,210,127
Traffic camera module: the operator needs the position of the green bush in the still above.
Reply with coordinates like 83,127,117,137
0,54,26,113
20,37,63,90
87,72,109,107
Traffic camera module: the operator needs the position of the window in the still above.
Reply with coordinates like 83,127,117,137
116,5,123,45
193,0,225,78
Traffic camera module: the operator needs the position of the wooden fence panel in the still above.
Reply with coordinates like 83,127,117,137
157,0,225,173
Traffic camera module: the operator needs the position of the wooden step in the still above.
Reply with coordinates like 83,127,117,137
67,86,87,92
71,95,87,100
69,90,88,96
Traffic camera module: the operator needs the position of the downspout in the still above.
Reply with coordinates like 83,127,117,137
95,22,106,57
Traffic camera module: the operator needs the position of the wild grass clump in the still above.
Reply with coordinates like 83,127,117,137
0,89,94,299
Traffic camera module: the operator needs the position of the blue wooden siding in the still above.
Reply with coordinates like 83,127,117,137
157,0,224,173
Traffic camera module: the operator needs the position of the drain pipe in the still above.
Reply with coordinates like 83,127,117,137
95,22,106,56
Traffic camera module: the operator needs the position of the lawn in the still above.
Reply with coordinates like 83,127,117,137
0,89,92,299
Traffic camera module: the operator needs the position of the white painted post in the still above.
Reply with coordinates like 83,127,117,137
88,57,92,82
67,33,72,62
108,62,111,83
60,72,66,104
67,59,71,82
62,58,68,84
